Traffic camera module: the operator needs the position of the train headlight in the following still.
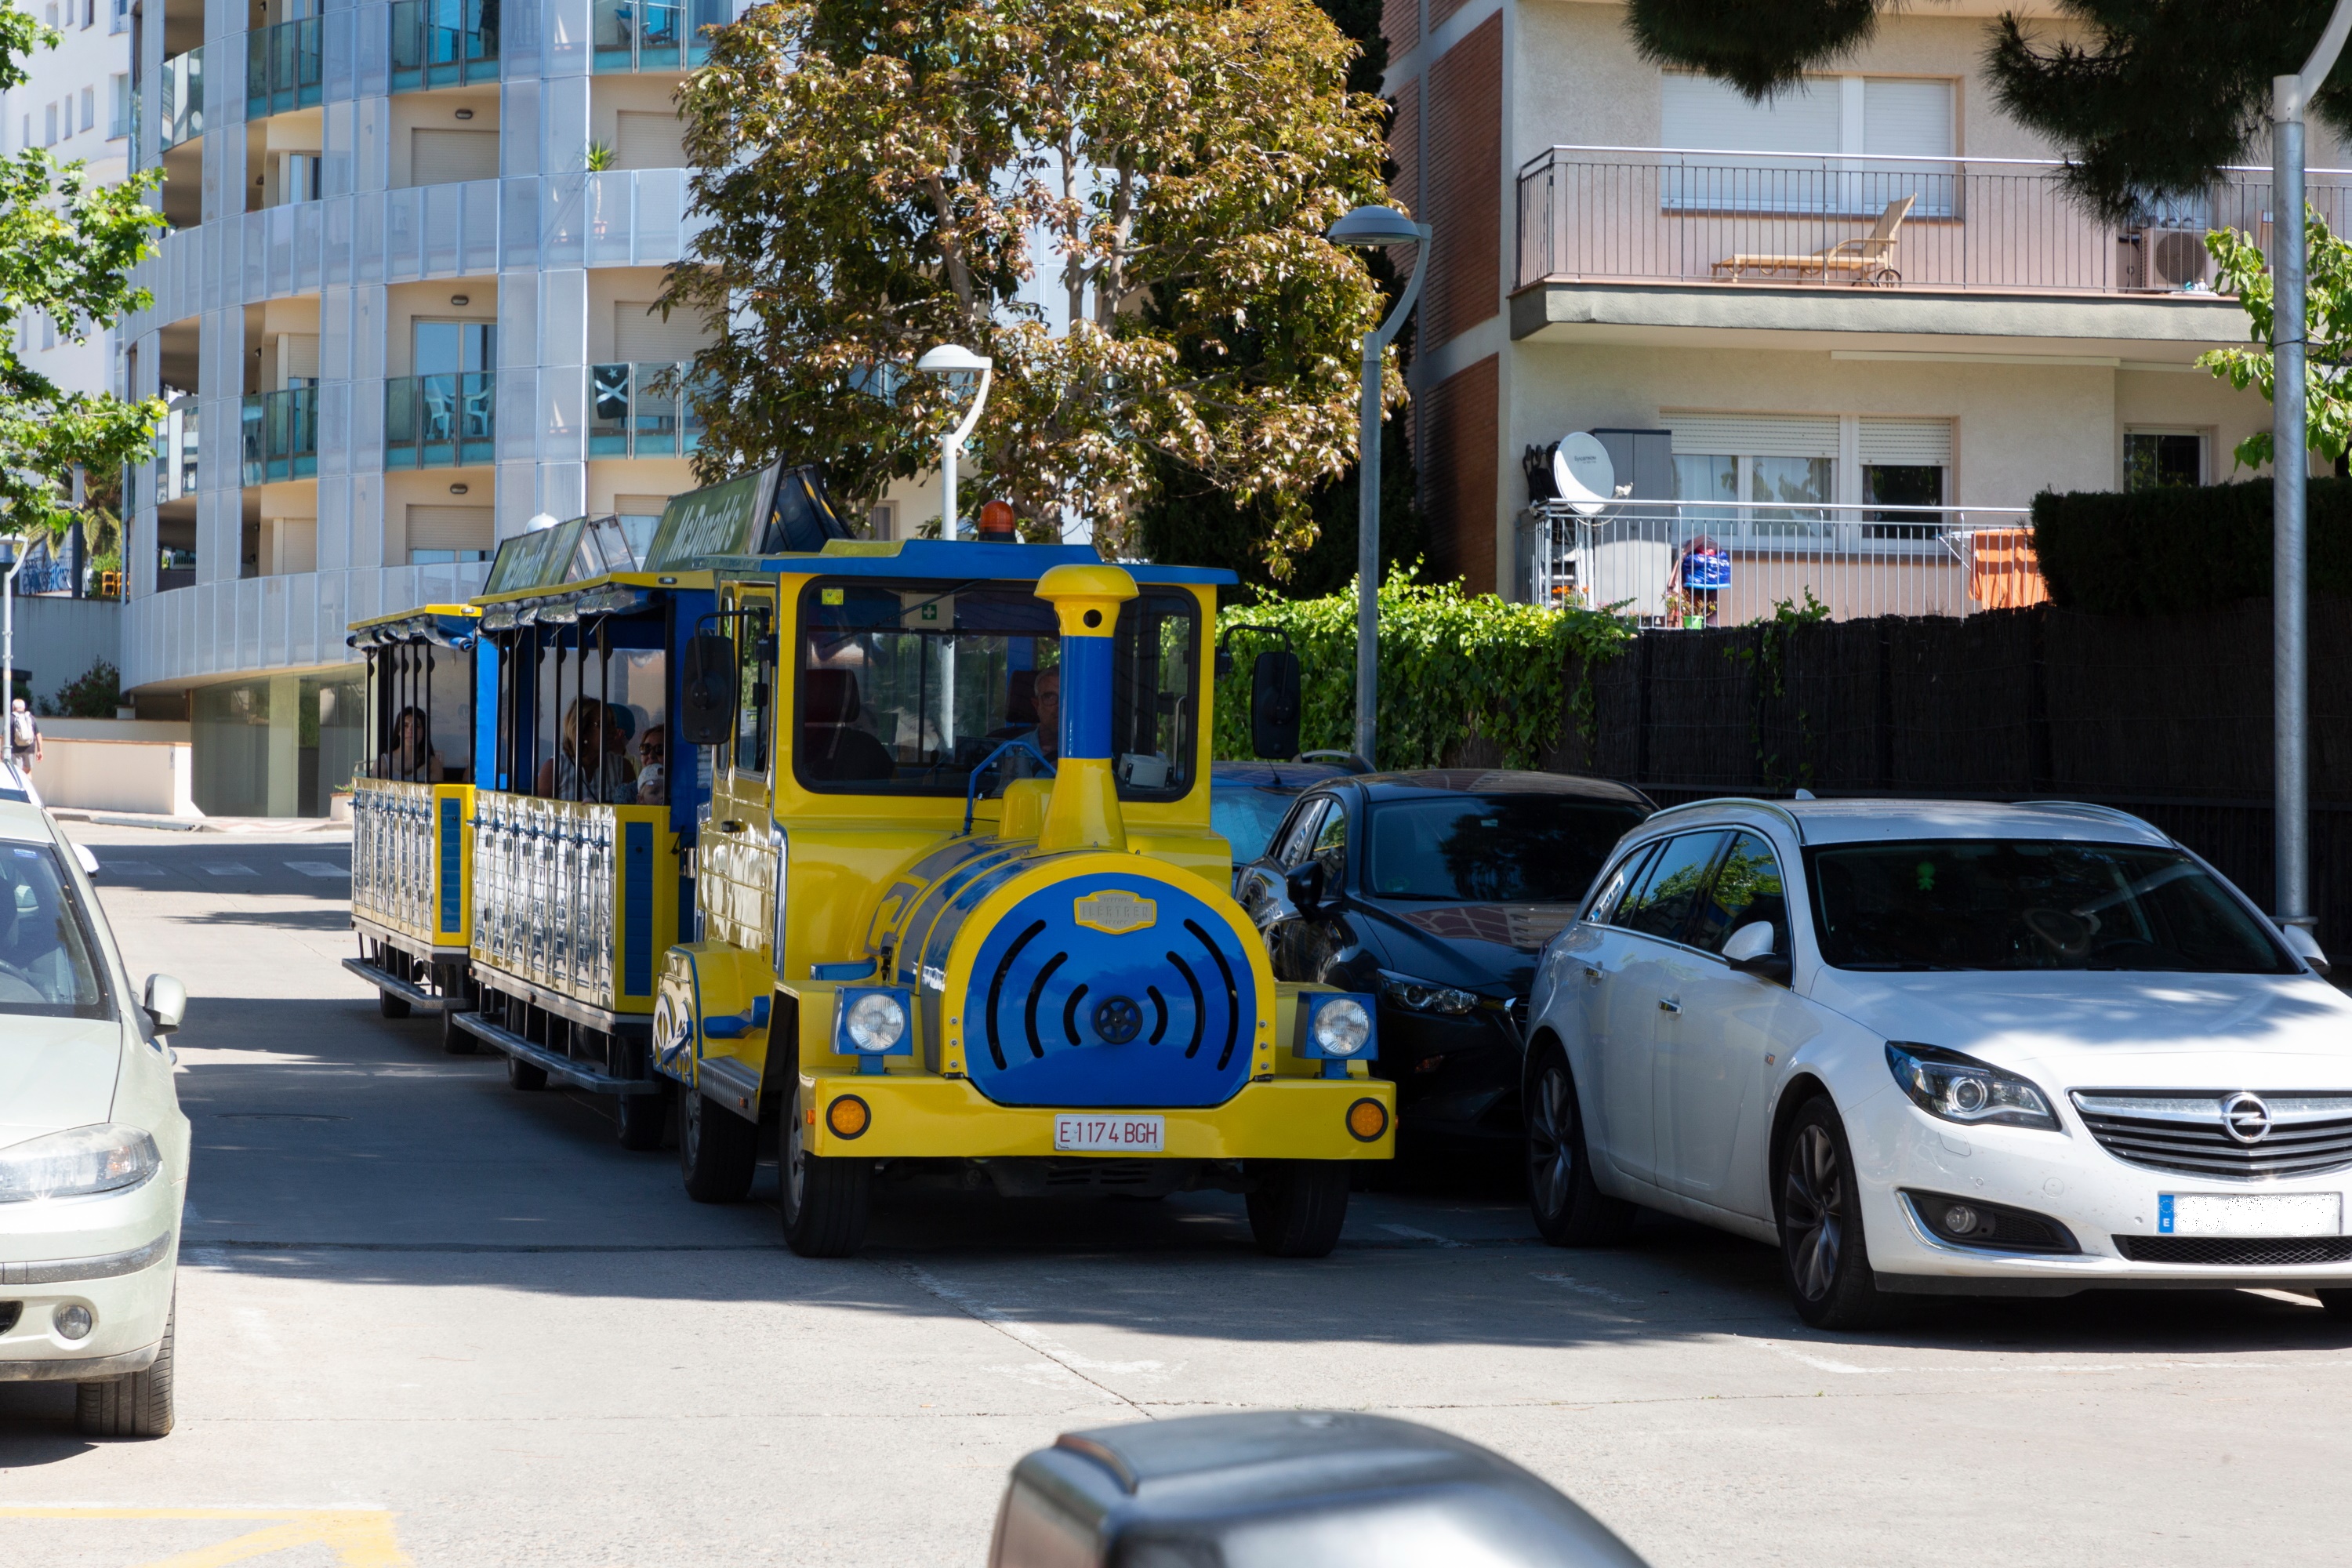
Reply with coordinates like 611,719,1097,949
835,987,913,1075
1294,993,1377,1076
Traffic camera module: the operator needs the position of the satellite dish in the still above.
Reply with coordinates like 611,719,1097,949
1550,433,1615,517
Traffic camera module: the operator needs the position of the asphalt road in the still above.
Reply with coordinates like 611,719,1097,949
4,821,2351,1566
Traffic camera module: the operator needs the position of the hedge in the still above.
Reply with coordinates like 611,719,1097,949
2032,476,2352,615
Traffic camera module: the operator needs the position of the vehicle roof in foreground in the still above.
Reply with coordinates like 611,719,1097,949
1647,796,2175,848
0,798,58,846
1349,768,1653,807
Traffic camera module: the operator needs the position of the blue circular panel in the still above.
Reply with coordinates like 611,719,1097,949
963,872,1258,1109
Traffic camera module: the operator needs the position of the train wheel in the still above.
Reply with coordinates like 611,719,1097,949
780,1095,869,1257
616,1083,669,1151
440,988,477,1054
506,1052,548,1091
679,1084,757,1202
1246,1160,1351,1258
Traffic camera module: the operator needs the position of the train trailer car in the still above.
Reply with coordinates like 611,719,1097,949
344,604,493,1049
448,532,718,1150
657,544,1395,1258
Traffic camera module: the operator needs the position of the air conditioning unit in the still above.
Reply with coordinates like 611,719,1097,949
2126,227,2212,291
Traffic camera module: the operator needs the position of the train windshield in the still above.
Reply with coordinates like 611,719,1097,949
793,579,1199,800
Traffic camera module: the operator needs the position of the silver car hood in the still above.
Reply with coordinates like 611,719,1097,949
0,1016,122,1149
1807,968,2352,1088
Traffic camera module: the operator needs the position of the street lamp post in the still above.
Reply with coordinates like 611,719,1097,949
1328,205,1432,768
914,344,994,539
1,534,23,718
2271,0,2352,931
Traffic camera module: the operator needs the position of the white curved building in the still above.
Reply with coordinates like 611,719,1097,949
122,0,728,814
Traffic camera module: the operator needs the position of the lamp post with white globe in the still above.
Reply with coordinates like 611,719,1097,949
914,344,994,539
1327,205,1430,766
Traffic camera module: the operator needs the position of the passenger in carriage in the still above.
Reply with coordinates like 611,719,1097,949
376,706,446,783
535,696,637,802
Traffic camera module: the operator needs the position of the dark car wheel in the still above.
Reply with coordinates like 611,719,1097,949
1776,1096,1890,1330
1524,1041,1637,1247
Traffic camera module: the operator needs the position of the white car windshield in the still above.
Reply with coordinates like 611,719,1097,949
1808,839,2296,975
0,843,114,1018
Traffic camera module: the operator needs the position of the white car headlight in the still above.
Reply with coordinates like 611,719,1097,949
845,992,908,1053
1886,1043,2060,1133
1312,998,1372,1056
0,1123,162,1202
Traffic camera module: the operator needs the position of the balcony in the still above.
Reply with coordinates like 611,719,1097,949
1508,146,2310,347
154,397,198,502
241,387,318,485
589,361,708,458
390,0,499,93
158,45,204,150
592,0,728,72
384,372,495,469
247,17,323,120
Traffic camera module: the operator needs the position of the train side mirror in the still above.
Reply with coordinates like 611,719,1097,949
680,632,738,746
1250,650,1301,761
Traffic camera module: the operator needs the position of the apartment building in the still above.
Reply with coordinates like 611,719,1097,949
1383,1,2322,600
118,0,729,814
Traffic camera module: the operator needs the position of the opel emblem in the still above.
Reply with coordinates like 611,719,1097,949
2221,1091,2273,1145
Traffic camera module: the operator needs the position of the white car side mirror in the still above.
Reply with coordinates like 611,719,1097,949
74,841,99,876
143,973,188,1033
1722,921,1791,982
2280,923,2330,975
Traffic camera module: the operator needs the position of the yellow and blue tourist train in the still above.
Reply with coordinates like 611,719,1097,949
348,466,1392,1257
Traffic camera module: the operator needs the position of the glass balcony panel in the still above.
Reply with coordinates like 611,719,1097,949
384,373,494,469
632,362,678,455
241,396,266,486
248,18,324,118
593,0,707,71
159,45,205,150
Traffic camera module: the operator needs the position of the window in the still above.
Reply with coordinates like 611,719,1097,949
524,626,666,802
80,86,93,132
1807,840,2293,974
1308,802,1348,887
109,74,129,139
1611,832,1727,942
2125,431,2203,491
1860,415,1953,538
1365,794,1650,902
1272,798,1330,868
412,319,494,377
734,602,774,777
1687,833,1787,954
793,579,1201,799
44,103,56,145
0,844,110,1019
1671,415,1837,536
1661,72,1956,216
1584,841,1660,924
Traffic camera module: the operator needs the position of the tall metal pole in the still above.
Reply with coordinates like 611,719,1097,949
2,541,22,718
2272,0,2352,927
1354,234,1430,767
2275,86,2310,926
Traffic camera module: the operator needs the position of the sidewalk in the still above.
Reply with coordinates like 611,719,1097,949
46,808,350,836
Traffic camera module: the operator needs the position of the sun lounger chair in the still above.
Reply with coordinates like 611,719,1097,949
1711,194,1915,284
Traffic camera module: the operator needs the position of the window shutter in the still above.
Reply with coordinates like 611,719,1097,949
613,111,686,170
1858,416,1952,467
406,505,493,550
612,302,712,363
410,128,499,185
1861,79,1954,158
1664,413,1839,459
1661,72,1838,153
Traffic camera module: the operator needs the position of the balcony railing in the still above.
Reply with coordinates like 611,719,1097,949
247,16,323,119
385,372,495,469
1515,145,2352,296
589,360,709,458
592,0,728,72
390,0,499,92
158,45,204,150
154,397,198,502
241,387,319,485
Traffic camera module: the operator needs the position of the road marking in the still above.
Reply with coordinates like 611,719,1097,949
103,861,164,876
883,1261,1171,1406
283,861,347,878
0,1507,411,1567
1531,1272,1650,1308
202,864,257,877
1380,1223,1467,1248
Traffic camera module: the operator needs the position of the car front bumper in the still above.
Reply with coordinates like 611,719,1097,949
1856,1101,2352,1293
0,1174,182,1377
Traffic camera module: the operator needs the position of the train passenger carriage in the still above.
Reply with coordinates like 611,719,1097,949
660,535,1395,1258
345,603,493,1048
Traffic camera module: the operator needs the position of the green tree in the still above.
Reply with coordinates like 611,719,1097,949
0,6,166,542
1625,0,2352,219
2201,212,2352,470
666,0,1396,564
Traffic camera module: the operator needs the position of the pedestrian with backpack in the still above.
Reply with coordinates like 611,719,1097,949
6,698,37,775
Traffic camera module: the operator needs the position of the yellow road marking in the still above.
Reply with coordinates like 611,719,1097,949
0,1507,411,1567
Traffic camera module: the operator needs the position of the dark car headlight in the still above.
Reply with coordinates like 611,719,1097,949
1886,1042,2061,1132
1380,972,1479,1016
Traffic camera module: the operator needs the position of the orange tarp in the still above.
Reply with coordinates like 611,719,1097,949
1969,528,2051,610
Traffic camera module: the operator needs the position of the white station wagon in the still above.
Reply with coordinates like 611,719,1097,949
0,798,190,1434
1524,797,2351,1328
